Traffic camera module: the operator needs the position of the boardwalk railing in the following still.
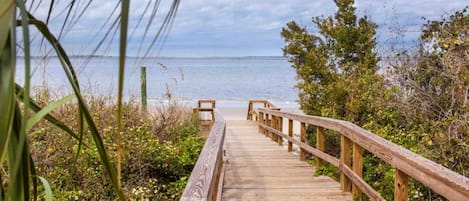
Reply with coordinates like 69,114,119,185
181,102,226,201
252,100,469,201
193,99,216,121
247,99,278,120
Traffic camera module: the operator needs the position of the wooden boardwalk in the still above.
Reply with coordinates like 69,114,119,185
222,120,352,201
182,100,469,201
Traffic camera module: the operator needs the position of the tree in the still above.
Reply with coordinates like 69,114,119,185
281,0,380,124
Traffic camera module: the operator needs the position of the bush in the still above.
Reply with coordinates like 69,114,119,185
29,91,204,200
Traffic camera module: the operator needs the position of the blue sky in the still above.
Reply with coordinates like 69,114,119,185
29,0,468,57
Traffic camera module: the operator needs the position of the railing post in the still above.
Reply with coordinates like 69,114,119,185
259,112,264,133
288,119,293,152
353,143,363,200
394,169,409,201
278,117,283,145
265,114,270,136
316,126,324,168
140,66,147,109
271,115,277,141
247,101,252,120
300,122,306,161
340,135,352,192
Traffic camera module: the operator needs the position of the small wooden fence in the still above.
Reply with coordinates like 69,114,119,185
181,101,226,201
253,100,469,201
193,99,216,121
246,99,278,120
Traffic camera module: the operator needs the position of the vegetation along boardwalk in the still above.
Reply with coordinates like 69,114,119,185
181,100,469,201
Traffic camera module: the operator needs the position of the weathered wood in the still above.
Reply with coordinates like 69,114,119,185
256,108,469,201
193,108,215,121
271,115,277,142
140,66,147,108
316,126,324,168
181,110,225,201
223,120,352,201
215,158,225,201
394,169,408,201
258,112,264,133
247,100,277,121
353,143,363,200
198,99,216,108
195,100,216,121
277,117,283,145
300,122,306,161
341,135,352,192
340,163,385,201
194,108,214,112
259,124,339,167
288,119,293,152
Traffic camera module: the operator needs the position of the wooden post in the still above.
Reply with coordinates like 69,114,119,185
316,126,324,168
247,101,252,120
394,169,409,201
340,135,352,192
288,119,293,152
300,122,306,161
277,117,283,146
264,114,269,136
192,108,199,120
353,143,363,200
259,112,264,133
140,66,147,109
271,115,277,141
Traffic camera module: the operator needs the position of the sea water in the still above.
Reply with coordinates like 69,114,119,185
16,56,299,107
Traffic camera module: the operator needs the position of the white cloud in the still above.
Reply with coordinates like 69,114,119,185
25,0,469,57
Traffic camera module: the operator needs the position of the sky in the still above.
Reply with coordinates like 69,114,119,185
28,0,468,57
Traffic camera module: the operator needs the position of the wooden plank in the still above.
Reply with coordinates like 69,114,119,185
259,124,340,167
271,115,277,142
353,143,363,200
258,112,264,133
223,188,352,201
300,122,306,161
215,161,225,201
340,135,352,192
256,108,469,201
181,110,225,201
277,117,283,146
222,120,352,201
394,169,408,201
316,126,324,168
288,119,293,152
340,163,385,201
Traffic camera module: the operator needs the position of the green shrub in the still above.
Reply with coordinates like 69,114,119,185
29,93,204,200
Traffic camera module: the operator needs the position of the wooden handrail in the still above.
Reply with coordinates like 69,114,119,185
255,107,469,201
198,99,216,108
181,110,226,201
247,99,277,120
194,99,216,121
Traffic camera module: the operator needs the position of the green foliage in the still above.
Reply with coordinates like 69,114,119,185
2,1,181,200
29,94,203,200
283,1,468,201
281,0,382,124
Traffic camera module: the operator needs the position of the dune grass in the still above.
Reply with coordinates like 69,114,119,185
0,0,181,200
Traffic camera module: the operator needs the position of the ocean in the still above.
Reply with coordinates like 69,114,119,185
16,56,299,108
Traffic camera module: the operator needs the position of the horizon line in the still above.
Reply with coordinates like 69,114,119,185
21,55,287,59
